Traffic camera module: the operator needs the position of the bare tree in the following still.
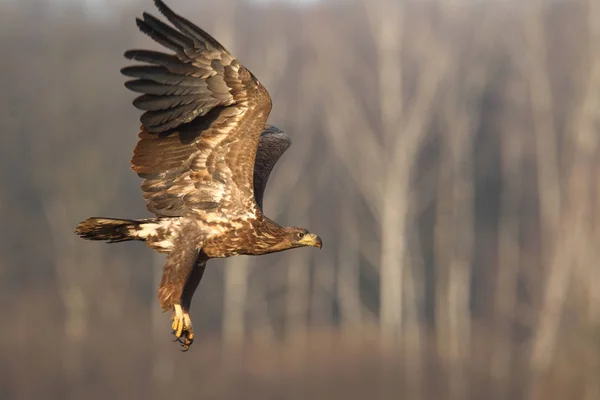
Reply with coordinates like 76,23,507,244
490,78,524,399
337,190,363,329
525,0,564,378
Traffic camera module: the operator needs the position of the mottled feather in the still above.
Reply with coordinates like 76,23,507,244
125,0,272,218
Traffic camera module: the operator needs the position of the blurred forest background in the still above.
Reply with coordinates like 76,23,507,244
1,0,599,399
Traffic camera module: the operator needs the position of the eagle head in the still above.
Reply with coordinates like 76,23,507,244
285,227,323,250
255,220,322,254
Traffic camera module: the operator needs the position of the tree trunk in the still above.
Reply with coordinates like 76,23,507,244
222,257,249,366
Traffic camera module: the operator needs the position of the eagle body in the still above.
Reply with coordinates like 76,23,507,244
75,0,321,351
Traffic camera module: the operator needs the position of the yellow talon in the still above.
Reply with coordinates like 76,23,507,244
172,304,185,338
171,305,195,350
183,312,194,342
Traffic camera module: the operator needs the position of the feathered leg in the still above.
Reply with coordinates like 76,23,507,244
176,256,207,350
158,244,200,350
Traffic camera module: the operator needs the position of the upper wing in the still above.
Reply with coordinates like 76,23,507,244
125,0,272,217
253,125,291,211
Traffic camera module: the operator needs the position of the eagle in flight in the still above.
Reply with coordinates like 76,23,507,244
75,0,322,351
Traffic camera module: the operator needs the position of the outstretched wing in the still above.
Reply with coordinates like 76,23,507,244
125,0,272,217
253,125,291,211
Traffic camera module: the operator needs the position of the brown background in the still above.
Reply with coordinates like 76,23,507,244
1,0,599,399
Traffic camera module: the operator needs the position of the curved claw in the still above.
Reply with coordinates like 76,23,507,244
173,335,184,343
180,335,194,351
180,342,191,352
181,333,194,350
170,305,195,351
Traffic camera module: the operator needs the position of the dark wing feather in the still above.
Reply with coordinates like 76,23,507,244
253,125,291,211
126,0,273,217
122,8,241,133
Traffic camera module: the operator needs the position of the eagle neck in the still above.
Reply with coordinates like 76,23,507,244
257,215,285,236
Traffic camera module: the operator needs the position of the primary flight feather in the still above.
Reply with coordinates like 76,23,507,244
75,0,322,351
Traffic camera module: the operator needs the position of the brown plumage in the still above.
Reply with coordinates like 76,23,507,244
75,0,322,351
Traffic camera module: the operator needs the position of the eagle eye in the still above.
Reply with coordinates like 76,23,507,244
296,232,305,240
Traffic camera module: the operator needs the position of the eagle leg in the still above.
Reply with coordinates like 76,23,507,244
171,304,194,351
173,255,207,351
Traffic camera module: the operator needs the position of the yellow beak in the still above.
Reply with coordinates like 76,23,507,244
299,233,322,249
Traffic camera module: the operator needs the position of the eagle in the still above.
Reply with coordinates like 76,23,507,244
75,0,322,351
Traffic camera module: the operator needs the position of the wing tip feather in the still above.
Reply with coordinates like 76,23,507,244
153,0,172,16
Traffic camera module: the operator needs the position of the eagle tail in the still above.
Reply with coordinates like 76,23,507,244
75,217,148,243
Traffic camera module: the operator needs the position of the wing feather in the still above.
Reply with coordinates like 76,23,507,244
126,0,273,217
253,126,292,211
153,0,228,52
122,66,205,87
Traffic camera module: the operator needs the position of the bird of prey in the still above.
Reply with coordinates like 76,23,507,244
75,0,322,351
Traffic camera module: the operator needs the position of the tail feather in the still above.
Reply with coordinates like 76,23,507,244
75,217,144,243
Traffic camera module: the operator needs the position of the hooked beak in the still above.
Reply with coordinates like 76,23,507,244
299,233,323,249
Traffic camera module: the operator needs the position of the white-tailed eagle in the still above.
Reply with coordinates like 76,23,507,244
75,0,322,351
